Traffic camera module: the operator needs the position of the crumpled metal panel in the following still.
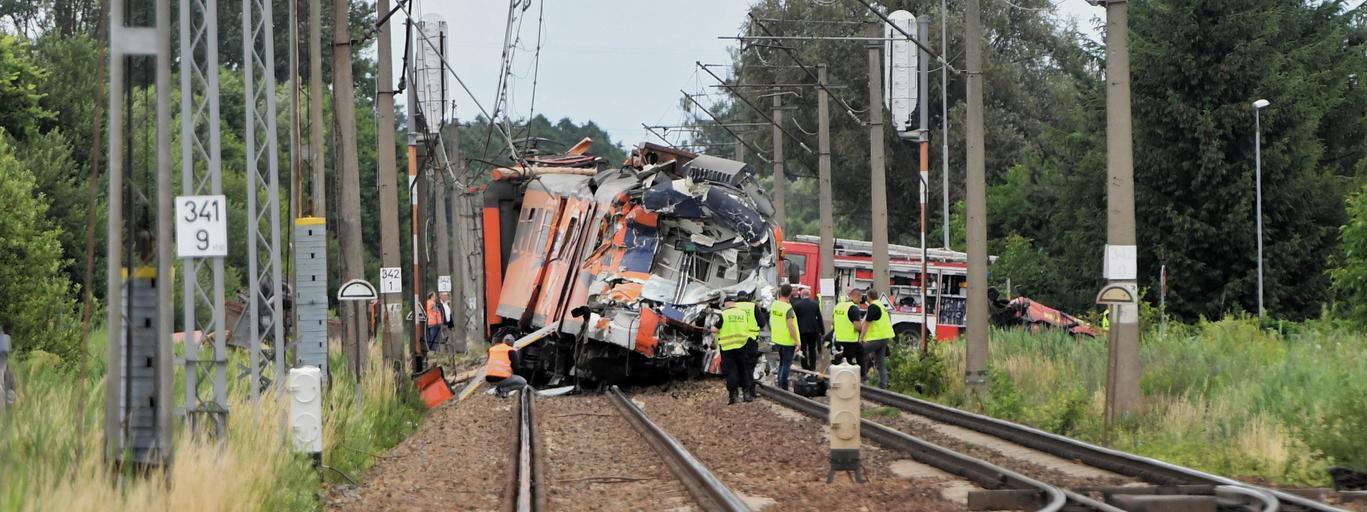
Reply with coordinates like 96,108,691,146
701,187,769,246
620,209,658,273
569,154,778,362
642,179,706,218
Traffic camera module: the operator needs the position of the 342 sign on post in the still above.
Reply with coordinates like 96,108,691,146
175,195,228,258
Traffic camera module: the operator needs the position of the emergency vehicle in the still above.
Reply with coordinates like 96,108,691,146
781,235,989,343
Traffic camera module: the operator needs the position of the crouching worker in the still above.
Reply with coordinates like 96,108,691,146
484,334,528,397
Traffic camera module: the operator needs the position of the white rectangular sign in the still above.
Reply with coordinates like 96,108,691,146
379,267,403,294
437,275,452,292
175,195,228,258
1104,245,1138,280
819,278,836,298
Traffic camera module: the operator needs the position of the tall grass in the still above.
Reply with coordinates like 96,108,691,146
889,316,1367,486
0,330,422,511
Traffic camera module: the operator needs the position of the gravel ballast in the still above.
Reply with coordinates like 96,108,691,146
630,380,964,512
328,392,516,512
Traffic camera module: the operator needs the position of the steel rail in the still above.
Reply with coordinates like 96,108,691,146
606,386,749,512
510,389,546,512
848,377,1338,512
757,383,1074,512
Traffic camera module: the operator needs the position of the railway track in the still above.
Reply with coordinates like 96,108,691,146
855,382,1337,511
787,368,1345,512
508,386,748,512
759,382,1115,512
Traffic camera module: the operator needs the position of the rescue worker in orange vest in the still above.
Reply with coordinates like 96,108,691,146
484,334,528,397
714,295,763,404
425,291,444,352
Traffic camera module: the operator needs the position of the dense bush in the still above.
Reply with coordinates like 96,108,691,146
0,134,78,362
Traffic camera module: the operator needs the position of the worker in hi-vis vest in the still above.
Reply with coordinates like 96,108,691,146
715,295,764,404
484,334,528,397
425,291,444,352
768,284,801,391
832,287,866,367
731,291,767,400
861,289,895,389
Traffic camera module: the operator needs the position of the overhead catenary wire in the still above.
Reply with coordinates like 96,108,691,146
476,0,525,165
641,123,682,149
696,62,813,154
745,15,865,124
518,0,546,145
681,91,772,163
397,0,524,167
844,0,961,74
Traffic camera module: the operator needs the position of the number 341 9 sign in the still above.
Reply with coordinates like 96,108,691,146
176,195,228,258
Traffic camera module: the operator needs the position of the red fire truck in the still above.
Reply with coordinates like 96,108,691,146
780,235,987,342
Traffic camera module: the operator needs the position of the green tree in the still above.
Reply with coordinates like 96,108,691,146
1130,0,1367,320
17,130,102,295
0,134,76,358
1331,184,1367,324
0,35,54,139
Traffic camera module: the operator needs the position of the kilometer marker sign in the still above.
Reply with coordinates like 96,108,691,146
175,195,228,258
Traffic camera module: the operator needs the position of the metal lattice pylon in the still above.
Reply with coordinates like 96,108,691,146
243,0,285,400
179,0,228,437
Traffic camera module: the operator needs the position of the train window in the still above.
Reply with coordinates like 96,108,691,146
557,218,579,259
536,210,553,254
516,208,538,253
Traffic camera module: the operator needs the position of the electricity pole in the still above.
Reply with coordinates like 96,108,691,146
771,92,786,228
918,14,931,354
332,0,366,378
818,65,836,326
868,34,891,298
407,31,426,371
964,0,990,396
375,0,404,372
1099,0,1142,424
308,0,325,217
940,0,951,250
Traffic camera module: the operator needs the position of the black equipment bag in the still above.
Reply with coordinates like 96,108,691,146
793,374,827,398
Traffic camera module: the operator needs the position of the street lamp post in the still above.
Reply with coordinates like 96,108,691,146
1253,98,1269,320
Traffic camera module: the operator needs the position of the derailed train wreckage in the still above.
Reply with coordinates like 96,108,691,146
481,141,779,384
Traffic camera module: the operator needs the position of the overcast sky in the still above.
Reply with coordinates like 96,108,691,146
384,1,1358,149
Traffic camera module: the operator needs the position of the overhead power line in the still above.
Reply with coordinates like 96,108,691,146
696,62,813,154
398,0,523,165
681,91,772,163
744,15,866,124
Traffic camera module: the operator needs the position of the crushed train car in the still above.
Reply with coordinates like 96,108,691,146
480,141,780,384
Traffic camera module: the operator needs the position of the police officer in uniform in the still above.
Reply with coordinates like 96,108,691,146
769,284,801,390
732,292,766,400
862,289,895,388
715,295,763,404
832,287,865,366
